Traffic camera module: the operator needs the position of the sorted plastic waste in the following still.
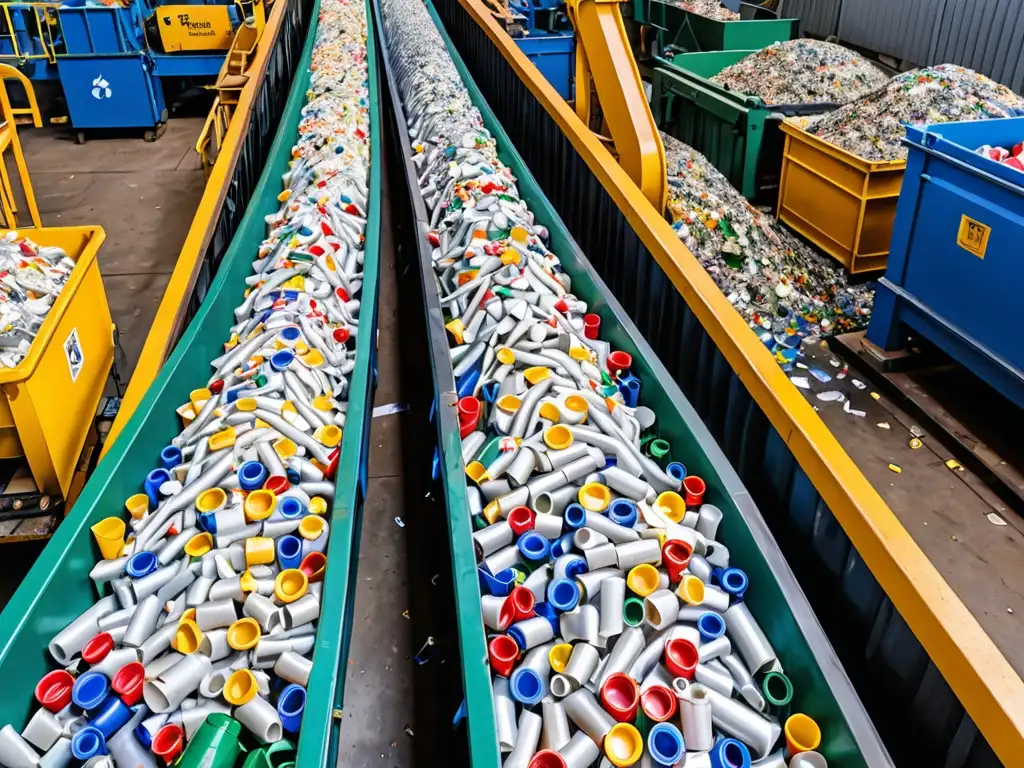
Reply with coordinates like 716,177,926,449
977,141,1024,173
0,233,77,368
662,134,874,349
0,0,371,762
710,40,888,106
671,0,738,21
803,64,1024,161
383,0,832,763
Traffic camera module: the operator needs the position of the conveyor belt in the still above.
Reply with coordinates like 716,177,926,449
0,0,382,761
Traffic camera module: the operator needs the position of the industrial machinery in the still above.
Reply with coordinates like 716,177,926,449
0,0,250,139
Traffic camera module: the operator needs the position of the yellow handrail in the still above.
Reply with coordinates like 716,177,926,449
0,3,57,63
452,0,1024,760
101,0,288,453
0,63,41,229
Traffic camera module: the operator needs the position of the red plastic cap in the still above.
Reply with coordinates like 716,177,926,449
333,327,351,344
506,586,536,623
529,750,568,768
264,475,290,495
507,506,536,535
600,672,640,722
607,350,633,376
488,634,520,677
583,313,601,340
152,723,184,764
683,476,706,507
458,397,481,422
111,661,146,706
661,540,694,583
208,379,225,395
35,670,74,713
664,638,699,680
81,632,114,665
640,685,678,722
299,552,327,583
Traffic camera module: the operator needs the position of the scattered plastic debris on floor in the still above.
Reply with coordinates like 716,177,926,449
710,40,888,106
0,234,77,368
670,0,738,20
662,134,874,361
802,64,1024,161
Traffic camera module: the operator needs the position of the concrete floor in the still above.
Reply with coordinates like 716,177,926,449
17,118,208,384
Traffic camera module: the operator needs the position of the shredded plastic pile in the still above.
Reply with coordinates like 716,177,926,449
671,0,738,21
663,134,873,351
804,64,1024,161
0,234,76,368
709,40,888,106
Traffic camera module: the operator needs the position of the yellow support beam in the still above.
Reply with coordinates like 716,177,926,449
101,0,288,455
566,0,666,211
449,0,1024,761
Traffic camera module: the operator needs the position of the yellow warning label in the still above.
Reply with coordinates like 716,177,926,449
957,215,990,259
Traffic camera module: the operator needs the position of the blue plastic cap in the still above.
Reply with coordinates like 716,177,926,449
72,671,110,712
238,460,268,492
618,373,641,407
481,380,500,403
546,578,581,613
224,387,242,404
697,611,726,643
608,498,638,528
144,468,171,507
517,532,550,562
478,567,517,596
286,467,301,485
159,445,182,470
721,568,749,600
279,497,306,519
667,462,687,481
550,533,574,559
90,694,132,739
134,722,153,749
71,727,108,760
533,602,560,634
510,668,544,706
280,326,301,342
563,556,587,580
277,535,303,570
563,503,587,530
456,368,481,399
648,722,685,767
270,350,295,372
197,512,217,533
507,624,528,650
710,737,750,768
277,683,306,734
125,551,159,579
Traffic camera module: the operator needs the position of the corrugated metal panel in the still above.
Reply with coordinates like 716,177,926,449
778,0,843,38
931,0,1024,93
837,0,945,66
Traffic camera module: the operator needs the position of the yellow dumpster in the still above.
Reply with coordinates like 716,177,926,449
0,225,113,497
777,120,906,274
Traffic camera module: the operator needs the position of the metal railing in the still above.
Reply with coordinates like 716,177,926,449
429,0,1024,763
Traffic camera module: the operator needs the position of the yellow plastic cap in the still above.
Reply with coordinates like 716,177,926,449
465,461,489,484
173,619,203,654
677,574,705,606
549,643,573,673
196,487,227,514
308,496,328,516
313,394,334,412
227,618,262,651
495,347,515,365
91,517,125,560
244,489,277,521
298,516,327,541
523,366,550,385
314,424,343,447
189,388,212,409
223,669,259,706
496,394,522,414
564,395,588,416
179,608,196,625
544,425,573,451
245,536,276,566
274,437,298,459
578,482,611,512
605,723,643,767
239,568,258,595
275,569,309,603
626,564,661,597
235,397,258,412
537,401,561,422
184,532,214,557
208,427,236,452
301,349,325,368
655,491,686,524
125,493,149,521
785,714,822,754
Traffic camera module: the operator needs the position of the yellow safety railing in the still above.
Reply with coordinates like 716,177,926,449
0,3,57,63
195,95,232,177
102,0,287,453
452,0,1024,761
0,63,41,228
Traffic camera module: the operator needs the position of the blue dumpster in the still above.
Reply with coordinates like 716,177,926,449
514,30,573,101
867,117,1024,408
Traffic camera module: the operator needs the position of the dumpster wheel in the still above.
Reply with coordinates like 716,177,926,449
143,123,168,143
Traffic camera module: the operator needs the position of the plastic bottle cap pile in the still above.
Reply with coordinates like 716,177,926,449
662,133,873,357
0,0,370,764
382,0,829,766
802,64,1024,161
669,0,738,21
708,40,889,107
0,233,77,369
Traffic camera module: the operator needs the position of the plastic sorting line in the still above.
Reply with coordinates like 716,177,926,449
376,0,890,765
0,0,382,763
